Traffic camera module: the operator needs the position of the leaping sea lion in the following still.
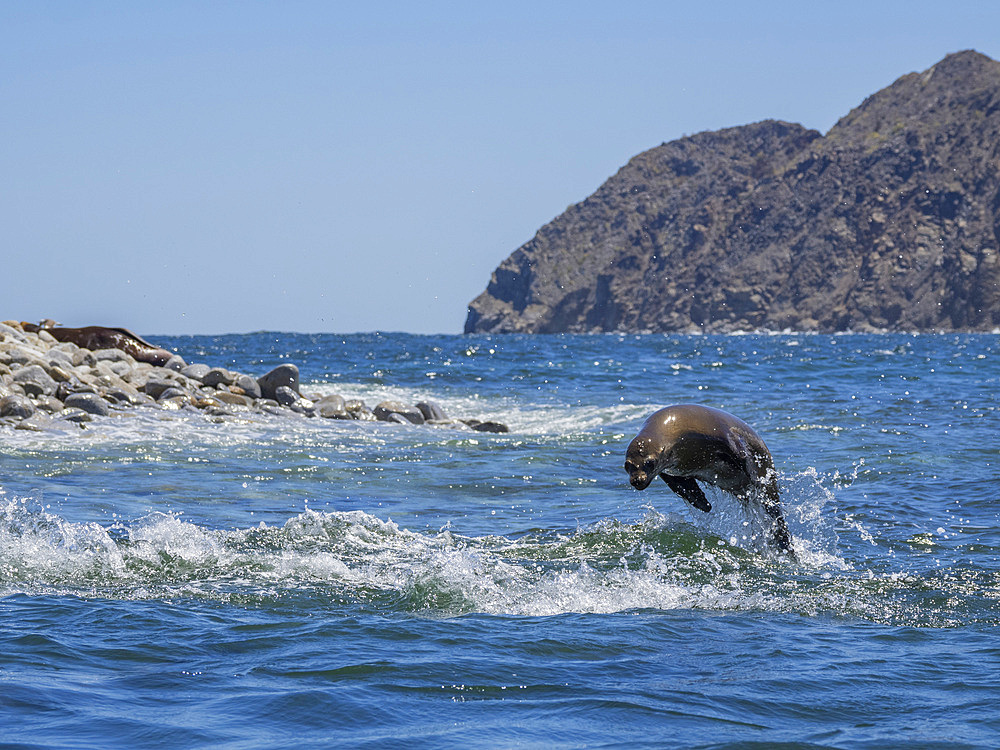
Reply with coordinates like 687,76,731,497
21,321,175,367
624,404,795,557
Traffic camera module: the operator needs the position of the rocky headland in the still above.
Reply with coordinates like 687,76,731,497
466,50,1000,334
0,321,509,433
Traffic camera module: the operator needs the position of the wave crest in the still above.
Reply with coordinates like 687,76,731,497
0,495,991,627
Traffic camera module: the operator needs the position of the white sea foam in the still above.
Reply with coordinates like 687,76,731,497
0,487,980,626
0,380,657,459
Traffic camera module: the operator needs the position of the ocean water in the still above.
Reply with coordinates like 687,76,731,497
1,332,997,749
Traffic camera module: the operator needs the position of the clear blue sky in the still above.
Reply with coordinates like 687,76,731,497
3,1,998,335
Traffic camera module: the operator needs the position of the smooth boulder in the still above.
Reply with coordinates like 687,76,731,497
233,373,262,399
465,419,510,433
12,365,58,397
142,378,177,399
315,394,349,419
274,385,299,406
417,401,448,422
373,400,425,425
345,399,376,421
63,392,112,416
257,364,300,401
181,364,211,382
202,368,235,388
0,394,36,419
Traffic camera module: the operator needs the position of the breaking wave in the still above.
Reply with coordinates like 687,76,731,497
1,492,992,628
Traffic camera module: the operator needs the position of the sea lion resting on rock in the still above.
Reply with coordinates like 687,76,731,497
22,321,175,367
624,404,795,556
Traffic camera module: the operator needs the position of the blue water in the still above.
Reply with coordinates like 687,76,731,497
1,332,998,748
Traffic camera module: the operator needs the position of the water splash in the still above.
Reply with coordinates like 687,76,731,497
0,492,991,627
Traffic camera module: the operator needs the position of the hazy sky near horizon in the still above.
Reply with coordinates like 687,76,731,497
4,2,999,335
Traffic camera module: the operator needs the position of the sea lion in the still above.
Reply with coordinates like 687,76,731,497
22,321,175,367
624,404,795,556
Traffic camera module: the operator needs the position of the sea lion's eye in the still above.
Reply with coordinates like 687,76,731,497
643,459,656,471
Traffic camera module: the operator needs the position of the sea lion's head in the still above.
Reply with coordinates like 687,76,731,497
624,436,663,490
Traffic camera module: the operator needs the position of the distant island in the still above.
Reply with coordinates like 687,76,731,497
465,50,1000,334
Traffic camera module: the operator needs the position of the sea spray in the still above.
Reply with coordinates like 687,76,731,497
0,489,992,627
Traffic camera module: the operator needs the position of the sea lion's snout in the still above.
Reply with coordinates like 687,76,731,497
629,471,652,490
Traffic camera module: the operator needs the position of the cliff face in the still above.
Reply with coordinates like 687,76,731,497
465,50,1000,333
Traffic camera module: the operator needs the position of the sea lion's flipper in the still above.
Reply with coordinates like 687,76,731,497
761,498,796,557
661,474,712,512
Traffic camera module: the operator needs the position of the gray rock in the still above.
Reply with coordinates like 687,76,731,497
233,373,261,400
315,393,346,408
46,349,75,369
0,322,28,342
103,386,144,405
63,392,112,416
315,394,349,419
214,391,252,407
46,365,74,383
57,408,92,424
164,354,186,372
288,396,315,416
12,365,58,397
0,336,490,433
0,393,35,419
203,367,235,388
91,360,123,380
142,378,177,399
119,365,149,386
33,395,65,414
15,412,53,432
201,403,235,418
317,402,351,418
274,385,298,406
56,381,95,401
417,401,448,422
181,364,211,382
107,360,134,378
344,399,376,421
72,349,97,367
373,400,425,425
468,420,510,433
157,387,191,402
93,348,134,363
158,395,191,410
4,348,45,368
257,364,299,400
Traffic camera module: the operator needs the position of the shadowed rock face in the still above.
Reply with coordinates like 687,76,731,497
466,50,1000,334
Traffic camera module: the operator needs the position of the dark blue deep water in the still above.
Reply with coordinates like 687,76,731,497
1,332,998,748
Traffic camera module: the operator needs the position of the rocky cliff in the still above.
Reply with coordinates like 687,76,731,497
465,50,1000,333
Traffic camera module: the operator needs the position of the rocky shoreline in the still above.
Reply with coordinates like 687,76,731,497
0,322,509,433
